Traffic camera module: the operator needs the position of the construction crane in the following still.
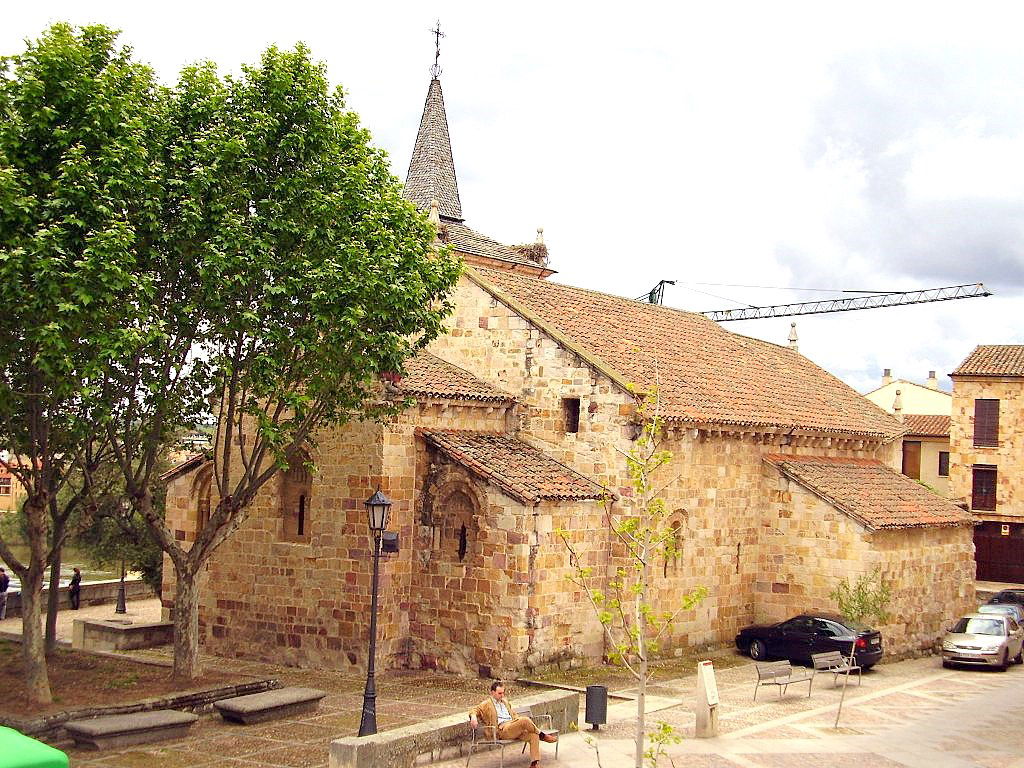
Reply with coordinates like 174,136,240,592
638,282,992,321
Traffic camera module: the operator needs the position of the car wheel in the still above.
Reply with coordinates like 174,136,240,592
942,660,952,669
860,663,875,671
998,650,1009,671
749,639,767,661
1014,649,1023,665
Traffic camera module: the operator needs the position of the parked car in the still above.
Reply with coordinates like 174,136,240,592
942,613,1024,670
986,589,1024,607
977,603,1024,624
735,614,884,668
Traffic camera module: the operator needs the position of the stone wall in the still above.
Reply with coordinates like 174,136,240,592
950,376,1024,520
760,468,974,656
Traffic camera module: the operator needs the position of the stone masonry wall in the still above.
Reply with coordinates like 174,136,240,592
760,469,975,656
950,377,1024,520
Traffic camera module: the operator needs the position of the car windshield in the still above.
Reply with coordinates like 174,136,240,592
952,617,1005,636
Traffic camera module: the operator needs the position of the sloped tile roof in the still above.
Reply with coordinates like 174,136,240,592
160,453,207,482
903,414,950,438
443,221,544,270
404,79,463,221
471,268,903,439
401,352,515,403
952,345,1024,377
416,428,609,505
764,454,971,530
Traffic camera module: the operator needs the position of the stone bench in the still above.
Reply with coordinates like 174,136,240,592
329,689,577,768
64,710,198,750
214,686,326,724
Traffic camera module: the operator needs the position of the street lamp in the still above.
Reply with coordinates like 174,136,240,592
358,489,392,737
115,498,130,614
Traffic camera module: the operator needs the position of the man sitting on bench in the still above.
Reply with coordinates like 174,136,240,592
469,681,557,768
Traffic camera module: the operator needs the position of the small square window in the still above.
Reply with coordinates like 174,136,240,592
938,451,950,477
563,397,581,433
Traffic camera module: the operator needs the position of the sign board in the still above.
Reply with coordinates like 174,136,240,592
697,660,719,707
1002,524,1011,536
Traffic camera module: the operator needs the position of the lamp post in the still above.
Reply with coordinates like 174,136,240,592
358,489,392,737
115,557,127,614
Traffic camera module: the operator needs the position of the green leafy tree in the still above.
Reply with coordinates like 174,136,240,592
0,24,159,705
559,386,706,768
100,44,461,680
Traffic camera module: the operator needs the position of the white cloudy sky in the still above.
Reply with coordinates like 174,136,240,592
5,1,1023,394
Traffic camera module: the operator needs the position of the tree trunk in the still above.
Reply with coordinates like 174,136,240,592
20,565,52,705
635,623,647,768
172,563,202,680
45,548,62,654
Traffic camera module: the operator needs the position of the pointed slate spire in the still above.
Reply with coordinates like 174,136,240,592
404,78,464,222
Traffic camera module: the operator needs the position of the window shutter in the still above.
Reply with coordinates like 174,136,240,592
973,399,1000,447
972,465,997,511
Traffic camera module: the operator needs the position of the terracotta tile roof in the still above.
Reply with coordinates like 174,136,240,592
160,454,207,482
401,352,515,403
444,222,544,270
952,345,1024,377
471,268,903,439
404,79,463,221
764,454,971,530
903,414,950,438
416,429,609,505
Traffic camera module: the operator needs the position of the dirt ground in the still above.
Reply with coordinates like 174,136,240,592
0,640,240,717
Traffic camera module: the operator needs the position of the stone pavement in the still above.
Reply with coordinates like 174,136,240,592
4,602,1023,767
0,596,164,640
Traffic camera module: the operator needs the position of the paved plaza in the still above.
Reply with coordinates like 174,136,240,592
4,599,1024,767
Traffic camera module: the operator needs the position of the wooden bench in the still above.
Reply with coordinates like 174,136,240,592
214,686,326,724
64,710,198,750
811,650,861,688
466,707,558,767
753,660,813,701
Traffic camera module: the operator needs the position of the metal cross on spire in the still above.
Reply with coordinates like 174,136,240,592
430,20,444,79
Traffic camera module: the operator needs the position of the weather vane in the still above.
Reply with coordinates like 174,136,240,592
430,20,444,79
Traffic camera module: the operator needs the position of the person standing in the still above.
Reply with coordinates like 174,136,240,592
0,567,8,619
69,567,82,610
468,681,556,768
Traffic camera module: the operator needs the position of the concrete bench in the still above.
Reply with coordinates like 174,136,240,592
753,660,813,700
64,710,198,750
214,686,326,724
811,650,861,687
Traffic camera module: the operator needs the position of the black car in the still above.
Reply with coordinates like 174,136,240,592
987,590,1024,607
735,613,884,668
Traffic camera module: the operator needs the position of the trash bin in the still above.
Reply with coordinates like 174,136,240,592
584,685,608,730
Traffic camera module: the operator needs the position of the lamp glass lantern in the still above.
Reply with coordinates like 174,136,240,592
364,490,392,532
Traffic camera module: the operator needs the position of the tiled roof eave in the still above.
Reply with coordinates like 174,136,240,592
404,389,516,404
668,416,897,441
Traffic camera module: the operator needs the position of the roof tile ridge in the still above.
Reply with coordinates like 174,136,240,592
477,266,711,321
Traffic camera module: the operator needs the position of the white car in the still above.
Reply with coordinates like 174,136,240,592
942,613,1024,671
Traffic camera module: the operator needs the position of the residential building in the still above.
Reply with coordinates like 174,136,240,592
865,370,952,496
950,345,1024,582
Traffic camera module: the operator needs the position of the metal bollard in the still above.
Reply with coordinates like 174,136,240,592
584,685,608,730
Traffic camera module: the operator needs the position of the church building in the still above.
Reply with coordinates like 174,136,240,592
162,69,975,676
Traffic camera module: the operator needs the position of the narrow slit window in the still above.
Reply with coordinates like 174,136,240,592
563,397,581,433
938,451,950,477
458,523,468,562
298,494,306,536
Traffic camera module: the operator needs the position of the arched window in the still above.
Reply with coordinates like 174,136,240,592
281,451,312,542
195,467,213,531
